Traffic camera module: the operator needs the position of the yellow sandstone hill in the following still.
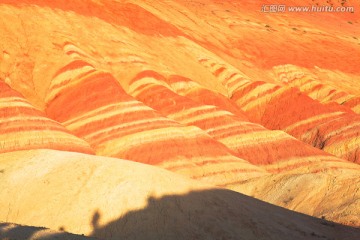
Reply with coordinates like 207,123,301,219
0,149,359,240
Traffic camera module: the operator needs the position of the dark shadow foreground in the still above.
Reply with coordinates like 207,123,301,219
1,189,359,240
0,222,96,240
88,189,360,240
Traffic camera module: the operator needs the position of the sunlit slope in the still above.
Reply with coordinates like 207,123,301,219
129,70,359,167
45,60,267,186
0,81,93,154
199,59,360,163
235,165,360,226
128,0,360,83
273,64,360,114
1,149,359,240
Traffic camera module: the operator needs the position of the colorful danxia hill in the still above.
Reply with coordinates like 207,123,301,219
0,0,360,239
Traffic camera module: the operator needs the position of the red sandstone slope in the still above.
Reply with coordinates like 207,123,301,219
130,70,346,167
0,0,360,237
272,64,360,114
199,59,360,163
0,81,93,154
45,60,267,186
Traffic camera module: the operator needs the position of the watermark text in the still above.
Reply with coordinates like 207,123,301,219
261,5,355,13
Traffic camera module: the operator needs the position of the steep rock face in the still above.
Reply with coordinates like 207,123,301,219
45,61,266,186
0,81,93,154
0,149,359,240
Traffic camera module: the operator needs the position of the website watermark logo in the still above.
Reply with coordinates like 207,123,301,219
261,4,355,13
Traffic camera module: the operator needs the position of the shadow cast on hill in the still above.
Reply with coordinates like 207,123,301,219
88,189,360,240
0,222,95,240
1,189,360,240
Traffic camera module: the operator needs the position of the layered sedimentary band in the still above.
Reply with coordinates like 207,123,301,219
272,64,360,114
129,71,354,169
0,81,93,154
199,58,360,163
45,61,267,186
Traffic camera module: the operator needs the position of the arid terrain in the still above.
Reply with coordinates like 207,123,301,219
0,0,360,239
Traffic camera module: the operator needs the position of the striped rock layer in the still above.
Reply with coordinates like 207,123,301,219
42,63,360,225
45,60,266,186
0,81,93,154
129,71,355,172
199,58,360,164
272,64,360,114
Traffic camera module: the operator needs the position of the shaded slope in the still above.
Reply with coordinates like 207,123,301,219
91,189,360,240
0,149,359,240
0,222,95,240
0,81,93,154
